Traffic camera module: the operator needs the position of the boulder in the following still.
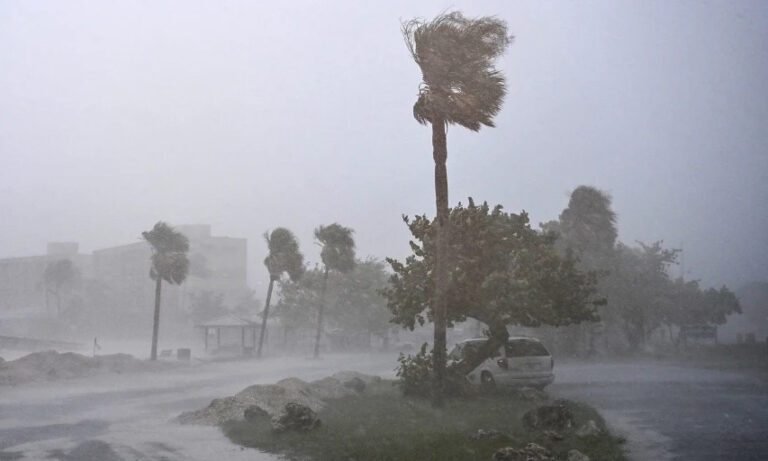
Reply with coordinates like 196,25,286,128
522,403,575,432
243,405,270,422
567,449,590,461
491,443,553,461
543,430,563,441
575,419,601,437
342,376,366,393
271,402,321,432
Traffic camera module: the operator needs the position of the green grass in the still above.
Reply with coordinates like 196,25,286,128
223,381,626,461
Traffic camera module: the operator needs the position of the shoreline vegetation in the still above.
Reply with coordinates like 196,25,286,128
219,378,626,461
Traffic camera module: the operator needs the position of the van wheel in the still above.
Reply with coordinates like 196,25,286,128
480,372,495,393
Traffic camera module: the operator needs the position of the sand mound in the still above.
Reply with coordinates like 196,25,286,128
178,371,381,426
0,350,168,385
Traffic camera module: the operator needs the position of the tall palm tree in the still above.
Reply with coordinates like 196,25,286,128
313,223,355,358
402,12,512,404
258,227,304,358
142,221,190,361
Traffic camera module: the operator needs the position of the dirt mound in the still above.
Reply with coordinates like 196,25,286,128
178,370,381,426
0,350,168,385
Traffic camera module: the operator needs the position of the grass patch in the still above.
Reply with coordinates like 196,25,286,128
223,380,626,461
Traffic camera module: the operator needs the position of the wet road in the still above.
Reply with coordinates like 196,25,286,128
0,353,400,460
1,355,766,460
551,361,768,461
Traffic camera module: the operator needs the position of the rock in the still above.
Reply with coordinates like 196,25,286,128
543,430,563,441
470,429,507,441
516,387,549,401
243,405,269,422
522,403,575,432
342,376,366,393
567,449,590,461
491,443,553,461
575,419,601,437
271,402,321,432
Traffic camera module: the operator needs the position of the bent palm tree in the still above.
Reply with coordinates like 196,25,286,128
258,228,304,358
142,222,189,361
313,223,355,358
402,12,512,404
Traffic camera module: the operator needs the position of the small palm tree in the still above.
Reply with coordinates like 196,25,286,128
313,223,355,358
43,259,79,316
142,222,189,360
402,12,512,404
258,228,304,358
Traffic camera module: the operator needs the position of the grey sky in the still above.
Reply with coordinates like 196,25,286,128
1,0,766,293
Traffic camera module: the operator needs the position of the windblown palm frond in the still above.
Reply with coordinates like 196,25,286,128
142,221,190,285
314,223,356,273
402,12,512,131
264,227,305,281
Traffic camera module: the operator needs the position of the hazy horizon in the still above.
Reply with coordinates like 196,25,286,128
2,0,766,293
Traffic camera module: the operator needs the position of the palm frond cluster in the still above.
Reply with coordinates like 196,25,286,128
142,221,190,285
264,227,305,281
314,223,356,273
402,12,512,131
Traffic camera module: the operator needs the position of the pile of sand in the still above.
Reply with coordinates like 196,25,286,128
0,350,169,385
178,371,381,426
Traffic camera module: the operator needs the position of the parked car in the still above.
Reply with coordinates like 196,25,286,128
448,336,555,390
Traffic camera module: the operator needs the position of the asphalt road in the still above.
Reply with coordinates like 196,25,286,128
0,354,766,460
550,361,768,460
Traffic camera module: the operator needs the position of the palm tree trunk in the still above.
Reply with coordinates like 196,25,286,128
150,277,162,361
257,275,278,358
432,118,450,407
313,267,330,359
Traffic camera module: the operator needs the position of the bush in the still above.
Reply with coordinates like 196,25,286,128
395,343,433,397
395,343,473,398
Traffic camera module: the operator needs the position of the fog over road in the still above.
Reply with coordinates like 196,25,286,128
0,354,765,460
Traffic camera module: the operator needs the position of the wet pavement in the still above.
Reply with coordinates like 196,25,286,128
1,354,766,460
551,361,768,460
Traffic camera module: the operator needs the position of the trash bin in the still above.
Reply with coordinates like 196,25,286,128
177,348,191,361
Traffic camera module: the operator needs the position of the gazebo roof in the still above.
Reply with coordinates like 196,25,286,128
195,314,258,328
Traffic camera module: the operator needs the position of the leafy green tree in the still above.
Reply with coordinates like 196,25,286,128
188,290,227,324
43,259,79,316
313,223,356,358
331,258,394,348
258,228,304,358
402,11,513,404
542,186,618,355
276,267,326,348
142,222,190,360
384,199,601,382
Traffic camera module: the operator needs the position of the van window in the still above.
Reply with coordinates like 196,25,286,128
505,340,549,357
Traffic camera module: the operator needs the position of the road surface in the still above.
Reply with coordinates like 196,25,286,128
1,354,766,460
551,361,768,460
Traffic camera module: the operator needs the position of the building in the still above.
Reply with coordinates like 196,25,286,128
0,225,249,337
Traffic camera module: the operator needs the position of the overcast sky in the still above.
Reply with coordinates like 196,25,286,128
1,0,766,293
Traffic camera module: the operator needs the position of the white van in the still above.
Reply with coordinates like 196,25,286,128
448,336,555,390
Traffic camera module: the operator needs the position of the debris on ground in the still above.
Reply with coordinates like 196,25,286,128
522,402,575,432
178,371,381,426
491,442,553,461
470,428,509,441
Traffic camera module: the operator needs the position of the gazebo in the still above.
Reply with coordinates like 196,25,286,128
196,314,258,355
